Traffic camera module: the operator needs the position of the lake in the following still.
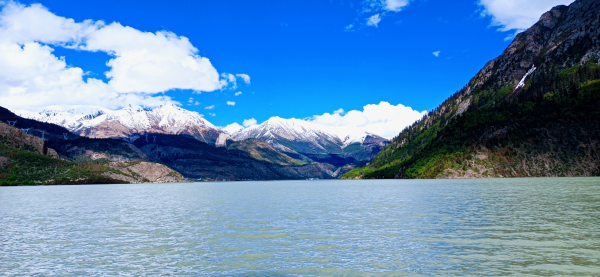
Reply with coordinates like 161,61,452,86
1,178,599,276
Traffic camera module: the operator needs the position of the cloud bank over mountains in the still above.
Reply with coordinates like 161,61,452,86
0,2,247,111
309,101,427,139
224,102,426,139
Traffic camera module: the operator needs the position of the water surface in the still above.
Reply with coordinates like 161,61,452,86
1,178,599,275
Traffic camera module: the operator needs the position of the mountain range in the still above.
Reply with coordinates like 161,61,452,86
343,0,600,179
2,100,390,182
15,103,228,146
12,103,390,167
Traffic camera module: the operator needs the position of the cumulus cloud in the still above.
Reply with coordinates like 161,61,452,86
222,122,244,134
194,101,200,106
235,74,251,84
366,14,382,27
204,105,215,110
188,97,194,103
384,0,410,12
226,101,235,106
235,91,242,96
243,118,258,127
478,0,575,32
309,101,427,139
432,51,441,57
0,2,245,111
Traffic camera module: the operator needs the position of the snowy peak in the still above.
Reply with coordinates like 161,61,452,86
232,117,390,157
236,116,384,146
122,104,146,114
12,103,225,145
12,105,111,130
237,117,339,142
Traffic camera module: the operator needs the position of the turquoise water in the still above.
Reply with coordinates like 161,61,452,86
1,178,599,276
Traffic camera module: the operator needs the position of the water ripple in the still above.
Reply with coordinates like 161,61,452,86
1,178,599,275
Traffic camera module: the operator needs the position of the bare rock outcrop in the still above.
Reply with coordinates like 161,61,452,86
104,161,184,183
0,122,60,158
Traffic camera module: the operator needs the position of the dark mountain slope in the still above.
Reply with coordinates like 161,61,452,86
0,106,75,141
227,139,306,166
132,134,338,180
343,0,600,179
46,137,149,163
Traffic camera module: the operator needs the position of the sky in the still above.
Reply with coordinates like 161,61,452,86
0,0,575,138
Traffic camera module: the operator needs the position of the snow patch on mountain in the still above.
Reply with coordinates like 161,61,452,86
12,105,112,130
232,116,385,147
12,102,225,145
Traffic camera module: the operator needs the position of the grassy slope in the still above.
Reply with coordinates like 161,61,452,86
343,63,600,179
0,143,130,185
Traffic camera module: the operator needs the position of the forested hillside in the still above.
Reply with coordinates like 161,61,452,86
343,0,600,179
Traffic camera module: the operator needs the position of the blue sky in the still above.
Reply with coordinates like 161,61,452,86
1,0,574,134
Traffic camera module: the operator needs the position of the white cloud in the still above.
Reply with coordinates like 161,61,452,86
366,14,382,27
194,101,200,106
209,113,216,116
188,97,194,103
83,23,222,94
344,24,354,32
226,101,235,106
235,74,251,84
384,0,410,12
478,0,575,32
333,108,344,114
235,91,242,96
222,122,244,134
432,51,441,57
221,73,237,89
0,2,242,111
356,0,410,28
309,101,427,139
243,118,258,127
204,105,215,110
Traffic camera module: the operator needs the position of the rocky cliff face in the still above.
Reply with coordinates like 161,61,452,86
345,0,600,179
104,162,184,183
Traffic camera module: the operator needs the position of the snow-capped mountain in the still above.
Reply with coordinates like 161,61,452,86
232,117,389,160
13,103,227,146
13,105,388,160
15,105,112,131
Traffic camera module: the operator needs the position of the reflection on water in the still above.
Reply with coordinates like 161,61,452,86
1,178,599,275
